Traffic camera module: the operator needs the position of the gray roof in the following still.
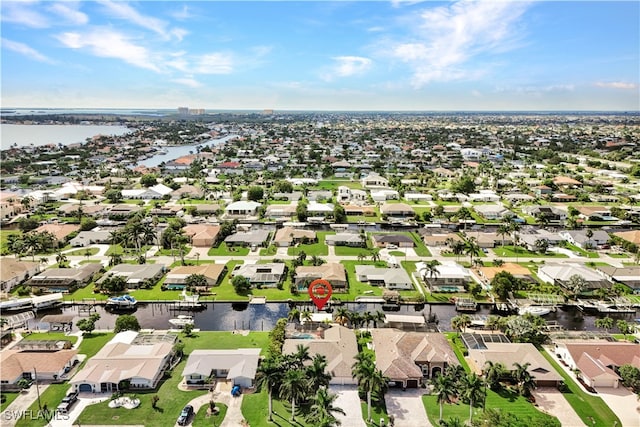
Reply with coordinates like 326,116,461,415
98,264,164,285
182,349,261,380
224,230,270,245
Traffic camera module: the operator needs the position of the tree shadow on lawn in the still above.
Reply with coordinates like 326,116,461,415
496,386,521,402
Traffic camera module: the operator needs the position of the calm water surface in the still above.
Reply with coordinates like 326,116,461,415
1,124,131,150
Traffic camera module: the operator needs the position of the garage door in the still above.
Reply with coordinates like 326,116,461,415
79,384,92,392
407,380,419,388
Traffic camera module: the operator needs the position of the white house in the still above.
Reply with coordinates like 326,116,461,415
371,189,399,202
224,201,261,217
354,265,414,290
182,348,261,388
361,173,389,188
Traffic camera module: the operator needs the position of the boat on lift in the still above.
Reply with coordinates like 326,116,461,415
169,315,194,328
106,294,137,308
518,305,551,316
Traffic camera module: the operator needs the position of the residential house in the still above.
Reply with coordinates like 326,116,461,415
380,203,416,219
264,204,297,220
559,229,610,249
343,204,376,217
473,204,511,220
232,262,286,288
294,263,348,292
217,161,244,175
307,202,335,218
1,349,78,388
370,189,400,202
148,205,183,217
421,232,463,247
613,230,640,246
105,204,143,218
337,186,367,202
0,258,41,293
0,191,26,220
121,184,173,200
361,173,389,188
184,224,221,247
553,176,582,188
273,227,316,247
283,325,358,385
33,223,81,245
26,263,102,293
404,192,432,202
70,230,112,247
98,264,165,289
468,342,562,387
354,266,413,290
307,190,332,202
554,342,640,388
417,262,471,290
477,263,536,285
596,265,640,294
522,205,567,224
371,329,459,387
465,232,511,248
325,232,366,247
224,230,270,248
194,204,221,216
171,185,204,200
224,201,261,218
71,331,175,392
372,234,414,248
576,206,616,221
164,264,227,290
537,264,609,292
182,349,261,388
551,193,577,203
468,190,500,203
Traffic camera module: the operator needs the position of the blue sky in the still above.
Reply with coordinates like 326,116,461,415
1,1,638,111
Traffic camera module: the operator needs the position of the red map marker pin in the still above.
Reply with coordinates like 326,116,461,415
308,278,333,310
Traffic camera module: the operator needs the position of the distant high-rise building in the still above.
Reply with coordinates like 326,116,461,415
262,109,274,115
178,107,189,116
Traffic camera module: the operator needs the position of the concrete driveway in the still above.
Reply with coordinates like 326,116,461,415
329,385,366,427
531,387,585,427
595,386,640,427
385,388,432,427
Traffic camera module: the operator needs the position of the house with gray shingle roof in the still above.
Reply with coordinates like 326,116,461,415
182,348,260,388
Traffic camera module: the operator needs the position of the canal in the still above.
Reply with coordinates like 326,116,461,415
26,302,638,333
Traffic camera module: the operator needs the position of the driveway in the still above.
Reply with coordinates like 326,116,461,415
2,385,50,427
48,392,111,427
329,385,366,427
595,386,640,427
531,387,585,427
385,388,432,427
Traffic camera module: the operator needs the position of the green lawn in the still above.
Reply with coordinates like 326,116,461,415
368,232,432,257
346,214,380,223
361,400,389,427
208,243,250,256
315,180,363,190
334,245,371,256
0,392,19,412
77,332,115,360
288,232,331,256
65,247,100,256
540,349,621,427
339,260,422,301
242,388,313,427
193,402,227,427
0,230,22,255
493,246,568,258
182,331,269,355
16,383,71,427
565,243,600,259
260,245,278,256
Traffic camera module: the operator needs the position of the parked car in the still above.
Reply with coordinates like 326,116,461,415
177,405,194,426
386,244,398,249
61,392,78,404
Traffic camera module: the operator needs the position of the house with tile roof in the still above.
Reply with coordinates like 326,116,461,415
0,258,41,293
283,325,358,385
294,263,347,292
184,224,220,247
273,227,316,247
355,265,413,290
1,349,78,388
371,329,458,387
164,264,227,291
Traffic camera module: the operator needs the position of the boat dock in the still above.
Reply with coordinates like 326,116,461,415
455,298,478,312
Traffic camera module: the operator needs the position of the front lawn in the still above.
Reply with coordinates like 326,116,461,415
242,388,313,427
493,246,568,258
361,400,389,427
334,245,371,256
288,232,331,256
16,383,71,427
193,402,227,427
208,243,250,256
0,392,19,412
540,349,621,427
65,247,100,257
76,360,207,426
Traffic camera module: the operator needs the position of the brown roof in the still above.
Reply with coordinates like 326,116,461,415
0,349,77,381
273,227,316,243
295,263,346,283
33,223,81,241
0,258,40,283
167,264,226,282
553,176,582,186
371,329,458,381
614,230,640,245
479,263,532,281
564,343,640,370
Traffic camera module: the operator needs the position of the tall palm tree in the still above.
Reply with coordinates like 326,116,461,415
497,224,510,248
300,310,313,330
256,356,283,422
55,251,68,268
306,354,332,390
290,344,311,369
281,369,308,421
464,237,481,265
306,387,346,427
423,260,440,286
451,241,465,262
431,372,455,422
23,233,41,261
334,307,350,326
451,314,472,335
7,234,24,258
512,362,531,390
352,353,387,422
372,310,386,328
288,308,301,323
362,311,374,329
370,248,381,262
461,373,485,423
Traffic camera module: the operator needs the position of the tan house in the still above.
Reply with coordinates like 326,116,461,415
371,329,459,388
553,176,582,188
1,349,78,387
468,342,562,387
380,203,416,218
273,227,316,247
71,331,174,393
33,223,81,244
0,258,41,293
421,232,463,247
294,263,347,292
184,224,221,247
283,325,358,385
164,264,227,290
614,230,640,245
477,263,535,284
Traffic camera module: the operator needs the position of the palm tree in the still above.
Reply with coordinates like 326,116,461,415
464,237,481,265
423,260,440,286
55,251,68,268
431,372,455,422
485,315,502,332
451,314,471,335
595,316,614,333
7,234,24,258
352,352,386,422
372,310,386,328
301,310,313,330
306,387,345,427
362,311,374,329
461,373,485,423
451,241,465,262
281,369,308,421
497,224,510,248
288,308,301,323
512,362,532,395
306,354,332,390
290,344,311,369
483,361,506,391
256,356,283,422
334,307,350,326
23,233,41,261
370,248,381,262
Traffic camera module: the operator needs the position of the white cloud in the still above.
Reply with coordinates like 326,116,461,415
98,0,186,41
170,5,193,20
1,1,49,28
388,1,531,87
49,2,89,25
322,56,372,81
56,28,161,72
1,37,53,63
172,77,201,88
193,53,234,74
595,81,638,90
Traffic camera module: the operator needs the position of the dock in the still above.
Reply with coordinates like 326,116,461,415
455,297,478,312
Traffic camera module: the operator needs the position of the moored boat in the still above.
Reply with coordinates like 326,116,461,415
169,315,194,328
106,295,137,308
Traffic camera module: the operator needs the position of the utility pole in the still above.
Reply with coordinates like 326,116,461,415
34,366,42,413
